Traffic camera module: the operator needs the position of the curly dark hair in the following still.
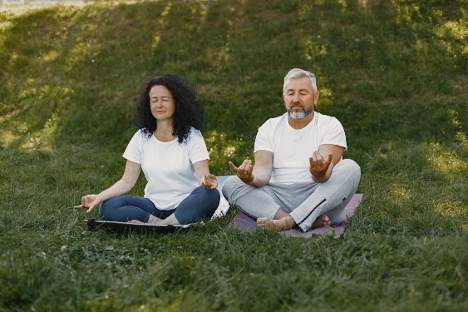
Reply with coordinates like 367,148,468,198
135,74,204,143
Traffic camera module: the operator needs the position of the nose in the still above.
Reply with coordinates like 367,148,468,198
293,92,301,103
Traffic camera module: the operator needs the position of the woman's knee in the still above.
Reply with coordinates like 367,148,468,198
99,198,113,219
194,186,220,207
99,196,127,219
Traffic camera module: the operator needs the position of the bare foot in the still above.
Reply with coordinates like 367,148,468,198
128,219,145,224
312,215,331,229
128,215,163,225
257,215,296,231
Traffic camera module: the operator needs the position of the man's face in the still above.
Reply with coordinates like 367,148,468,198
283,77,319,120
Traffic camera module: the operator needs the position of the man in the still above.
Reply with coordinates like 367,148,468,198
222,68,361,232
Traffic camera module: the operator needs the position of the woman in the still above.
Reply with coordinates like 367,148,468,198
75,74,220,225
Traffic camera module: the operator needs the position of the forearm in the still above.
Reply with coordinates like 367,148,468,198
97,179,135,202
247,169,271,187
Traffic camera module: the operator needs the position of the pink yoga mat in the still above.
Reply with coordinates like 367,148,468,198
231,194,363,238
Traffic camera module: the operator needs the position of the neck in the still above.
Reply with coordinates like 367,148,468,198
287,111,314,129
154,119,176,142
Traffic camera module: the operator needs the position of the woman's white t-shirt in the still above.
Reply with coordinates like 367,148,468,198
254,112,347,184
123,127,209,210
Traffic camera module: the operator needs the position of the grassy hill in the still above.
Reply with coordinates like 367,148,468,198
1,0,467,310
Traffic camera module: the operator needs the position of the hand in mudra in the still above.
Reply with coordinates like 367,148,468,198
201,173,218,189
229,159,254,183
74,194,102,213
309,151,332,177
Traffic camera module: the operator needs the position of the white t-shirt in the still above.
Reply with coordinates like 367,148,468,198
123,127,209,210
254,112,347,184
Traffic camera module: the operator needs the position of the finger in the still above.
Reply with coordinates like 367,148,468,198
74,204,84,209
237,162,246,172
326,154,333,165
309,157,316,169
80,196,87,206
207,173,217,187
86,205,95,213
203,173,211,188
209,175,218,189
238,160,251,174
228,161,238,173
314,152,323,161
245,164,254,175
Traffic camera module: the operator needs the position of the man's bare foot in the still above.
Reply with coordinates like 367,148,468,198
257,215,296,231
312,215,331,229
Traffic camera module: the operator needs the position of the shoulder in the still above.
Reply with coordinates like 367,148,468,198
315,112,343,128
129,129,152,143
186,127,203,140
259,113,287,131
185,127,205,145
188,127,202,137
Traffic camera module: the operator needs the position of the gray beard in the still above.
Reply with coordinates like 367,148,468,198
288,106,313,119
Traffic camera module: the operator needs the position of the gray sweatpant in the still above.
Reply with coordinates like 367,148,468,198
222,159,361,232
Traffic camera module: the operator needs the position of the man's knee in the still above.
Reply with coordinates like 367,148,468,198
336,159,360,174
221,176,244,198
333,159,361,185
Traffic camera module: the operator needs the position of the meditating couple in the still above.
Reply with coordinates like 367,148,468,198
75,68,361,232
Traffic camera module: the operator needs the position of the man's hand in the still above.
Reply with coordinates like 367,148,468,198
309,151,332,181
229,159,254,183
74,194,103,213
201,173,218,189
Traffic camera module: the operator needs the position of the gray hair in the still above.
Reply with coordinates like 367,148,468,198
283,68,317,93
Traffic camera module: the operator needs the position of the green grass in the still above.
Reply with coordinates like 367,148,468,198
1,0,467,310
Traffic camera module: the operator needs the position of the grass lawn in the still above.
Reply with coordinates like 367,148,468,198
0,0,467,310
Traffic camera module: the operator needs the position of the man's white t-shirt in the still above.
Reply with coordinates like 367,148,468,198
254,112,347,184
123,127,209,210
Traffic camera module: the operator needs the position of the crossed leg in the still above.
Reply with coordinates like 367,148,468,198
222,159,360,232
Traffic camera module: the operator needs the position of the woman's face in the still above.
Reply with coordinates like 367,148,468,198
149,85,175,122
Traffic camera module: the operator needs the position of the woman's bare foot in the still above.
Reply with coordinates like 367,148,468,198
128,214,163,225
312,215,331,229
128,219,144,224
257,215,296,231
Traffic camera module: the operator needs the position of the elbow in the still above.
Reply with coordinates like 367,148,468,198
121,178,137,192
252,174,271,187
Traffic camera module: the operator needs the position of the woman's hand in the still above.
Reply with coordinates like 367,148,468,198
74,194,103,213
201,173,218,190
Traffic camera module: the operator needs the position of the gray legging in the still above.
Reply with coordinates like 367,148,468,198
99,186,220,225
222,159,361,232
